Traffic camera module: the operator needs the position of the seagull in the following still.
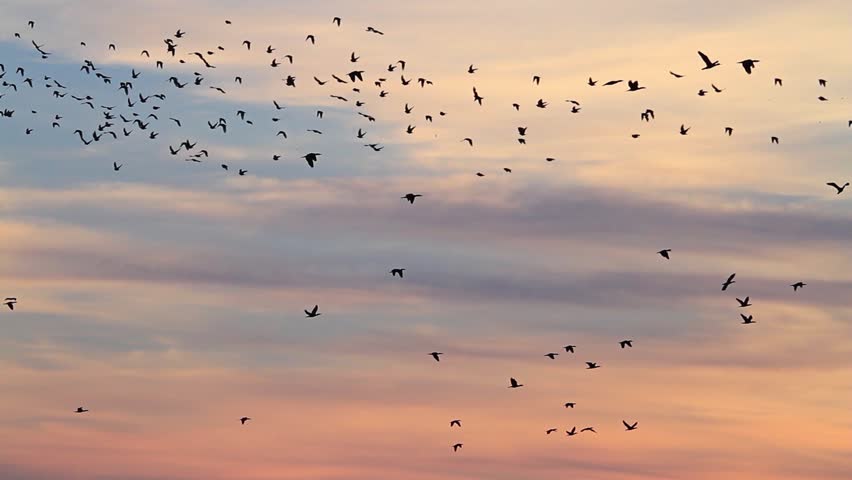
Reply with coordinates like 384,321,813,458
586,362,600,369
588,77,597,86
74,407,88,413
430,352,443,362
775,78,783,86
771,136,779,144
450,420,462,427
741,314,755,325
791,282,806,291
240,417,251,424
305,305,321,318
658,249,671,259
544,353,559,359
736,297,752,307
623,421,638,431
722,273,736,291
468,64,477,74
619,340,633,349
402,193,422,204
697,51,720,70
738,59,759,74
508,377,524,388
827,182,849,194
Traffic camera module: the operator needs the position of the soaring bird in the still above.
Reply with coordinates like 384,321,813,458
626,80,645,91
736,297,752,307
722,273,736,291
544,353,559,359
623,421,638,431
302,152,321,168
240,417,251,425
4,298,17,310
390,268,405,278
113,162,122,171
563,345,575,353
450,419,461,427
791,282,806,292
564,402,576,409
775,78,783,86
819,79,827,87
588,77,597,86
669,71,684,78
697,51,720,70
546,428,558,434
581,427,597,433
462,138,473,146
402,193,422,204
468,64,477,74
741,314,755,325
619,340,633,349
679,124,690,135
586,362,600,369
472,87,483,105
508,377,524,388
725,127,734,136
827,182,849,194
566,427,578,436
305,305,321,317
738,59,759,74
657,249,671,259
452,443,463,452
430,352,443,362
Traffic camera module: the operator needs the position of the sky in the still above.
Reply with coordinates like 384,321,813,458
1,0,852,479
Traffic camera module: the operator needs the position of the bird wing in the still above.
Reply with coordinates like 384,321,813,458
697,51,712,66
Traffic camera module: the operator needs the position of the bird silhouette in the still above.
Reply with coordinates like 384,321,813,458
450,419,461,427
738,59,759,74
741,314,755,325
430,352,443,362
402,193,422,204
623,421,638,431
722,273,736,291
508,377,524,388
827,182,849,194
658,249,671,259
305,305,321,317
619,340,633,349
736,297,752,307
74,407,88,413
791,282,806,291
586,362,600,369
452,443,463,452
544,353,559,359
697,51,720,70
390,268,405,278
240,417,251,424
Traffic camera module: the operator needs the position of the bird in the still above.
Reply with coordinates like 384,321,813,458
741,314,755,325
791,282,806,292
450,420,461,427
566,427,578,436
588,77,597,86
452,443,463,452
302,153,321,168
818,96,829,102
238,169,247,176
669,71,684,78
680,124,690,135
623,421,638,431
462,138,473,146
546,428,558,435
563,345,575,353
468,64,477,74
619,340,633,349
725,127,734,136
564,402,576,409
472,87,483,105
586,362,600,369
581,427,597,433
4,298,17,310
113,162,122,171
658,249,671,259
775,78,783,86
819,79,827,87
508,377,524,388
532,75,541,85
390,268,405,278
771,136,779,144
74,407,88,413
544,353,559,359
626,80,645,91
428,351,444,362
712,83,724,93
602,79,623,86
350,51,359,63
736,297,752,307
366,27,384,35
333,17,341,26
305,305,321,317
738,59,759,74
402,193,422,204
240,417,251,425
722,273,736,291
827,182,849,194
697,51,720,70
305,35,315,44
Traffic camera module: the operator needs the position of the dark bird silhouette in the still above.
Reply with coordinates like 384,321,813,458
544,353,559,359
602,79,622,86
366,27,384,35
535,99,547,108
712,84,724,93
302,152,321,168
581,427,597,433
698,51,720,70
623,421,638,431
741,314,755,325
588,77,597,86
468,64,477,74
564,345,575,353
827,182,849,194
566,427,578,436
546,428,558,434
532,75,540,85
791,282,806,291
242,40,251,50
619,340,633,349
508,377,524,388
472,87,483,105
771,136,779,144
238,169,247,176
462,138,473,146
627,80,645,91
430,352,443,362
738,59,759,74
669,71,684,78
564,402,576,408
450,419,461,427
725,127,734,136
722,273,736,291
818,96,828,102
113,162,122,171
586,362,600,369
658,249,671,259
680,124,690,135
736,297,752,307
240,417,251,425
305,35,315,44
347,70,364,82
402,193,422,204
452,443,463,452
75,407,88,413
819,79,827,87
305,305,321,317
333,17,341,26
4,298,16,310
775,78,783,86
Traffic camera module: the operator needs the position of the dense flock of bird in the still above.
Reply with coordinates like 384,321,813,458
0,15,842,454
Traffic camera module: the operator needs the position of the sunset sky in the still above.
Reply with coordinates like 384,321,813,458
2,1,852,479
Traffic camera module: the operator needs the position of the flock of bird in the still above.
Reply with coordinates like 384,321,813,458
0,13,842,455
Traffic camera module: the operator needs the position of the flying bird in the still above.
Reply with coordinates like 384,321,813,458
450,419,461,427
586,362,600,369
430,352,443,362
736,297,752,307
791,282,806,291
827,182,849,194
390,268,405,278
305,305,321,317
74,407,88,413
657,249,671,259
240,417,251,424
623,421,638,431
402,193,422,204
738,59,759,74
722,273,736,291
619,340,633,349
697,51,720,70
544,353,559,359
508,377,524,388
741,314,755,325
